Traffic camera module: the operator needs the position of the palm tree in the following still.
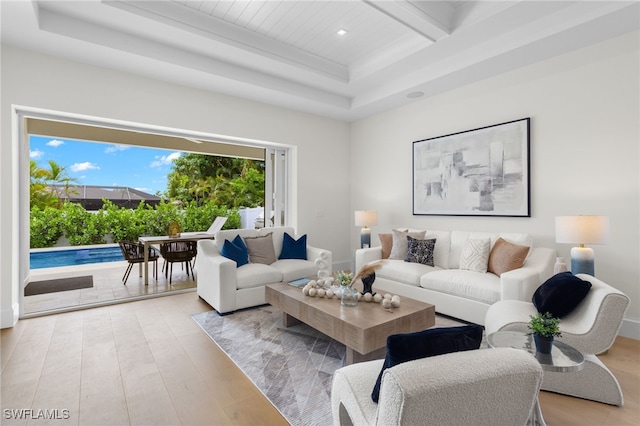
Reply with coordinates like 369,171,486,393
30,160,77,209
30,160,54,209
190,178,212,205
45,160,76,207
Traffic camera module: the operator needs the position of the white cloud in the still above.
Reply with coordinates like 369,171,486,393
150,151,181,168
47,139,65,147
105,144,130,154
30,149,44,159
70,162,100,173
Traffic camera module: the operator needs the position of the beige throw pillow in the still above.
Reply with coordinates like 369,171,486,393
390,229,426,260
459,238,491,273
488,237,530,276
244,233,276,265
378,233,392,259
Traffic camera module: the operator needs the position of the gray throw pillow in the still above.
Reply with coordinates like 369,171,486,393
244,233,277,265
390,229,426,260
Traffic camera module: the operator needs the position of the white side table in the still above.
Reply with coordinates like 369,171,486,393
488,331,584,426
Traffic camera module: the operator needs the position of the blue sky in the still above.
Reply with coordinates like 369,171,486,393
29,136,182,195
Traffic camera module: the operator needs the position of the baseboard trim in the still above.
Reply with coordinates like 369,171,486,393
619,317,640,340
1,302,19,329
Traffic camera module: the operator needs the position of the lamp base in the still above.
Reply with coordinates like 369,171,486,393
570,246,595,276
360,227,371,249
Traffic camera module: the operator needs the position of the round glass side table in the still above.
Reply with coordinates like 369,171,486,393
487,331,584,426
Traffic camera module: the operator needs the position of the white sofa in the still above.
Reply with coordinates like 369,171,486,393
196,226,331,314
331,348,543,426
355,230,556,325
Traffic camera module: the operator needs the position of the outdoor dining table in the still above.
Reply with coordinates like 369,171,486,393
138,233,215,285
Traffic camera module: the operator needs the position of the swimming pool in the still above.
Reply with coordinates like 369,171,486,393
30,246,125,269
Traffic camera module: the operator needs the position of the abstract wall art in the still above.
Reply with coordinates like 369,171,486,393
413,118,530,217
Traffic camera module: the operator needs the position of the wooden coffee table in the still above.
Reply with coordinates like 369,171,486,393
265,283,435,365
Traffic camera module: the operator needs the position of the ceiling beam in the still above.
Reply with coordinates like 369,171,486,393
26,118,266,160
362,0,452,42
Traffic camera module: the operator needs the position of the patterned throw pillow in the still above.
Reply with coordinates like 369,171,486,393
459,238,491,273
405,237,436,266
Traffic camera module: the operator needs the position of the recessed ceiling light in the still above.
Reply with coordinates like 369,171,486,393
337,29,348,36
407,91,424,99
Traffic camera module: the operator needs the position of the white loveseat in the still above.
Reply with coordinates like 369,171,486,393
331,348,543,426
196,226,331,314
355,230,555,325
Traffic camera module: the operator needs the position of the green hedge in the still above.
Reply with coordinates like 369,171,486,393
30,199,241,248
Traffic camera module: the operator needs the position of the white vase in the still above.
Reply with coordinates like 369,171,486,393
554,257,568,274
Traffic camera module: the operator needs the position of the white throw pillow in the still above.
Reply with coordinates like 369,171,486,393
390,229,426,260
459,238,491,273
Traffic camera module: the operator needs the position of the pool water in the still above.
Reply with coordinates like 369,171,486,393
30,246,125,269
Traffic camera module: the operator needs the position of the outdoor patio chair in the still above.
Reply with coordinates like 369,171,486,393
160,241,197,284
180,216,228,237
118,241,159,284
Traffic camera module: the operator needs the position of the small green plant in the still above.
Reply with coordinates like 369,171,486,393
336,271,353,287
528,312,562,338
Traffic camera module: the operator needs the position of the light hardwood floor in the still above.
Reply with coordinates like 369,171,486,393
2,292,639,425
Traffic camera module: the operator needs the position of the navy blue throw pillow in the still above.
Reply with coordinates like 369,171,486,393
279,232,307,260
532,272,592,318
221,235,248,267
371,324,483,403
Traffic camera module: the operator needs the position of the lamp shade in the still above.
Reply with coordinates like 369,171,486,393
555,216,610,245
354,210,377,227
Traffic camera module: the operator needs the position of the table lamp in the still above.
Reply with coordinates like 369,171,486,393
355,210,377,249
555,216,610,276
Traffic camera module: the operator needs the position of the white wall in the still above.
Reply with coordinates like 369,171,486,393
3,31,639,338
350,31,640,338
0,46,352,327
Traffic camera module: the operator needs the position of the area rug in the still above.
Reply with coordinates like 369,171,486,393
24,275,94,296
192,305,467,426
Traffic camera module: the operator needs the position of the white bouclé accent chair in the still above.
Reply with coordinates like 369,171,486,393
331,348,543,426
485,274,629,405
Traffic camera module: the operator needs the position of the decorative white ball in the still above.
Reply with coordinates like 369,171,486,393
309,288,317,297
382,298,392,309
363,292,373,302
317,289,325,298
326,277,335,285
309,280,317,287
302,287,309,296
384,293,392,300
326,290,334,298
391,298,400,308
373,293,383,303
356,292,362,300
